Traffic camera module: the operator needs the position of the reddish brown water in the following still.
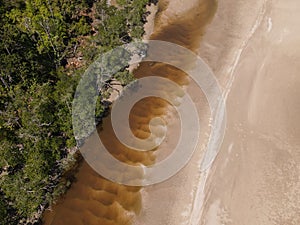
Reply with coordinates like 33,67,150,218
43,1,217,224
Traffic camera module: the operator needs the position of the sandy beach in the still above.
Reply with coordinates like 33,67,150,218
43,0,300,224
198,0,300,224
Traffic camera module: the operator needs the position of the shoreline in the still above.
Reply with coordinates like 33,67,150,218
194,0,268,223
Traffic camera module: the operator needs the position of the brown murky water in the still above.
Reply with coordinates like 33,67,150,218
43,0,217,224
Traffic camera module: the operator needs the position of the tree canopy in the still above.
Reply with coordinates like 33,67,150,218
0,0,152,223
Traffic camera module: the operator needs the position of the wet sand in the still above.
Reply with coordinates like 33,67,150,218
198,0,300,224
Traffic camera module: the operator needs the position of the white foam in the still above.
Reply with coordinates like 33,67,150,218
267,17,273,32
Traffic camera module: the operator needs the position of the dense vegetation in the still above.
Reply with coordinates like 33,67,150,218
0,0,156,224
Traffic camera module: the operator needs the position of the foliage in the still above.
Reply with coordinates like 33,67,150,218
0,0,152,223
